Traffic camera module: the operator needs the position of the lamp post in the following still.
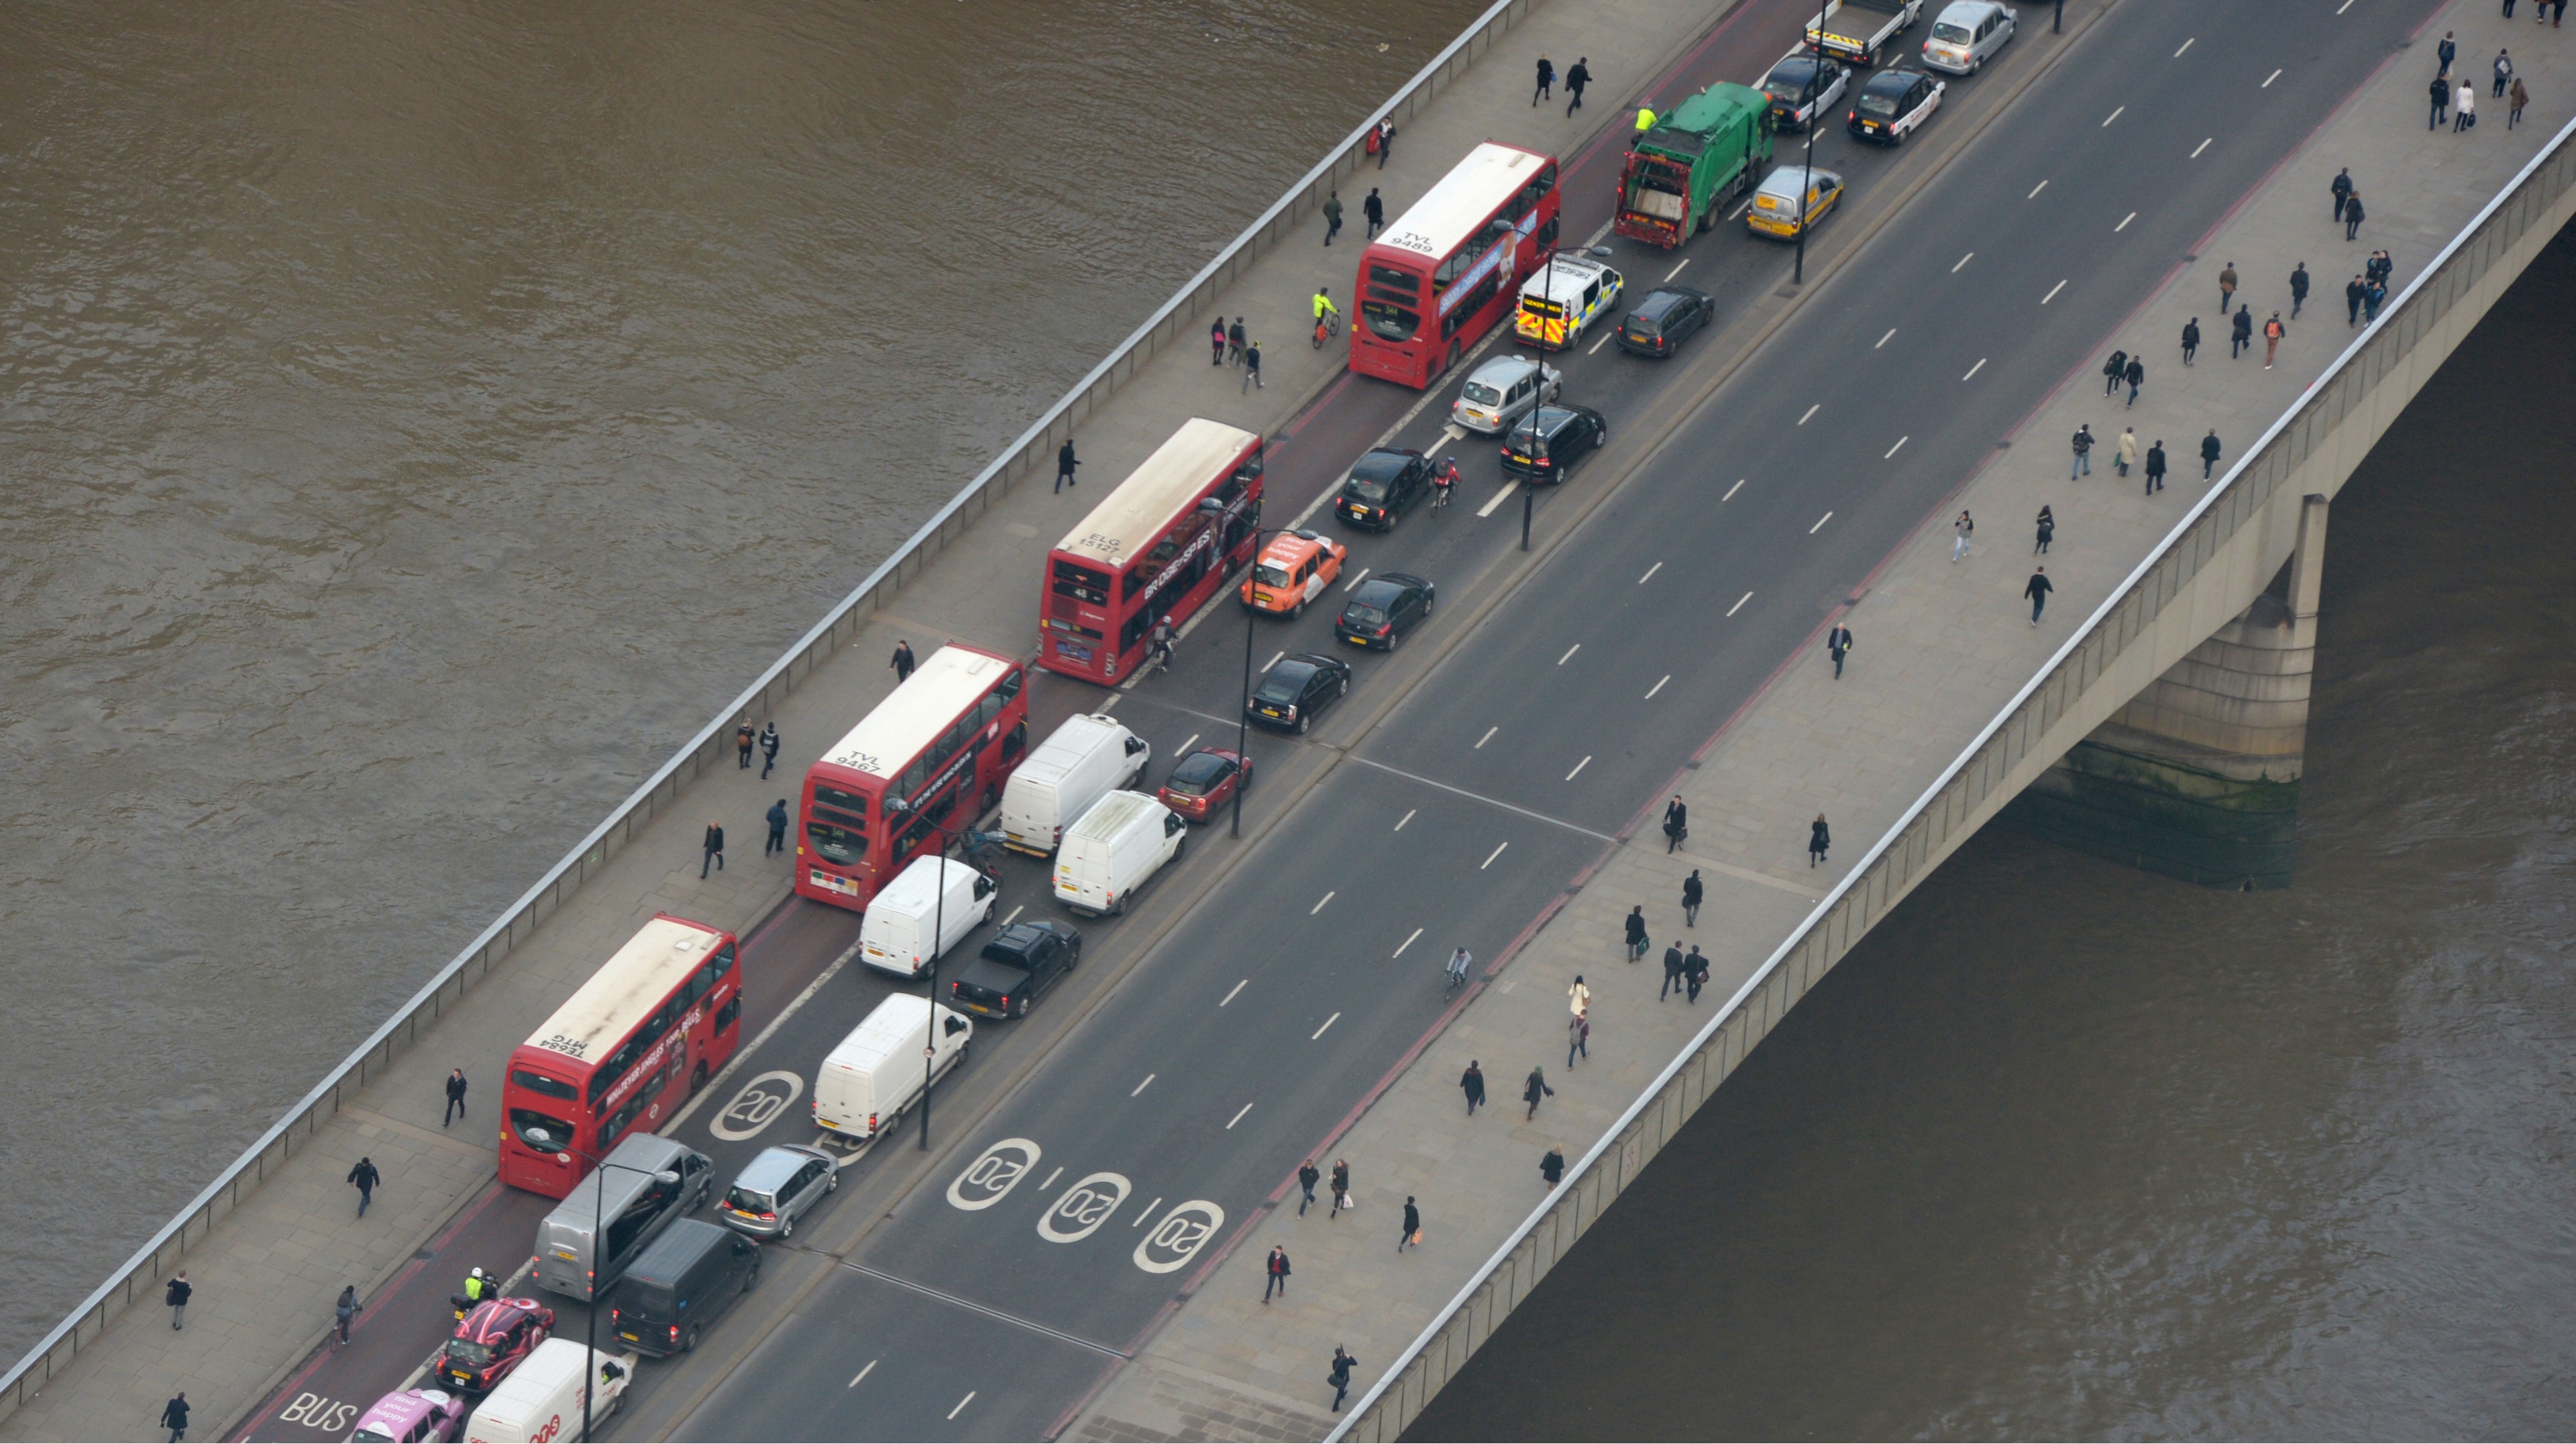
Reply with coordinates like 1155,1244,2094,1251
879,801,985,1150
1189,470,1273,842
1797,2,1828,286
1518,241,1615,549
566,1153,674,1444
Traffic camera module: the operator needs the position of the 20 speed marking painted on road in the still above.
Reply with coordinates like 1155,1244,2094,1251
947,1137,1042,1211
1134,1201,1226,1274
1038,1172,1132,1243
710,1070,804,1142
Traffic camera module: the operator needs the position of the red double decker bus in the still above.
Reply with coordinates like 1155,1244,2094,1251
499,913,742,1198
1350,141,1562,389
1037,418,1265,685
795,643,1030,911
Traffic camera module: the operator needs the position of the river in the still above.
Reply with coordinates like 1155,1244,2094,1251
1412,224,2576,1438
0,0,1485,1364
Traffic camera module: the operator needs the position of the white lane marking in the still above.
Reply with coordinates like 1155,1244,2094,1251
1797,403,1820,425
948,1393,975,1421
1588,331,1613,354
1475,726,1498,748
1343,567,1369,591
2101,105,2124,127
1132,1198,1162,1226
1220,979,1246,1007
1481,842,1510,870
1728,592,1752,617
667,939,850,1131
1176,732,1199,757
2028,178,2049,199
2263,67,2282,87
1727,195,1754,219
1443,423,1465,440
1883,435,1907,459
1000,905,1024,926
1638,561,1662,584
2174,36,2194,56
1558,643,1580,665
2191,136,2212,158
1132,1074,1155,1097
2337,0,2354,11
1646,675,1670,699
2116,211,2136,231
1811,510,1835,533
1962,357,1986,381
1263,650,1283,670
1664,257,1691,280
849,1360,877,1389
2042,278,2068,304
1876,327,1897,347
1951,252,1973,273
1227,1101,1256,1127
1393,927,1423,958
1311,1013,1340,1041
1343,757,1617,841
1097,692,1120,713
1425,433,1450,458
1723,478,1746,501
1395,808,1415,830
1040,1166,1063,1190
1566,755,1591,781
1476,480,1520,517
1311,891,1335,914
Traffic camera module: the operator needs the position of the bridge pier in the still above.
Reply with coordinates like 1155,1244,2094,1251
2007,494,2329,890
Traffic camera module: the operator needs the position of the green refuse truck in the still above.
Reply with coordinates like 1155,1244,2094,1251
1613,81,1775,249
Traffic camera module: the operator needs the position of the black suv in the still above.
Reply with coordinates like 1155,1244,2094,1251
1501,404,1608,482
1336,447,1433,531
1617,287,1713,358
1246,653,1354,734
1336,573,1436,651
950,920,1081,1019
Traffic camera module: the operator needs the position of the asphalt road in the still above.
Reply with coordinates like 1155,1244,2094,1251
235,0,2445,1437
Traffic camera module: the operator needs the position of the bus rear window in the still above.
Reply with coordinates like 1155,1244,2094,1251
1051,560,1111,604
1366,264,1419,294
1363,300,1420,342
511,1107,573,1152
510,1069,579,1102
808,823,867,866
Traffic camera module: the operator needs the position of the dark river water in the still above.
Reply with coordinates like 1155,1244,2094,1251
1413,223,2576,1439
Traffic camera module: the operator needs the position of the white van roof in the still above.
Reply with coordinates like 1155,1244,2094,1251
1518,255,1614,304
1025,714,1126,772
1065,789,1165,844
870,856,979,915
827,994,932,1070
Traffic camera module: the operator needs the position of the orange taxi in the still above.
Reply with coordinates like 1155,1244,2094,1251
1238,529,1347,620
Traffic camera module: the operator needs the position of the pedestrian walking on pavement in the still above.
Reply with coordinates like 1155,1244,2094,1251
2364,277,2387,322
1227,317,1247,366
161,1392,189,1443
2218,263,2238,314
1662,795,1687,853
1398,1197,1421,1252
2438,30,2458,79
1682,869,1705,925
2025,567,2053,626
2181,316,2200,365
891,639,916,682
2332,167,2353,221
2346,274,2367,325
1055,439,1079,493
1685,946,1710,1003
2431,75,2452,128
2231,306,2254,358
2070,425,2092,479
1299,1160,1321,1213
1364,188,1385,239
700,820,724,877
2116,427,2138,478
335,1284,362,1343
1623,904,1648,961
347,1157,379,1218
1329,1347,1358,1412
735,721,755,769
2145,439,2168,494
759,723,780,778
1265,1246,1291,1300
2202,428,2224,478
1565,57,1591,115
1570,974,1593,1016
1825,624,1852,679
1330,1159,1352,1217
2124,355,2144,406
2263,311,2287,368
1523,1065,1556,1119
1322,188,1344,245
1240,340,1263,392
1210,317,1226,364
1534,54,1555,104
2101,349,2127,396
1461,1061,1486,1115
1661,941,1686,999
2506,0,2517,18
765,798,789,856
2510,76,2530,127
2345,191,2366,240
443,1068,468,1126
1953,509,1974,559
2035,505,2055,555
2456,80,2477,131
1372,118,1396,169
1541,1145,1567,1187
2290,262,2310,319
166,1272,191,1331
1809,813,1831,867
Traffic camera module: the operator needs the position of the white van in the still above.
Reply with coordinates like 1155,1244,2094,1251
858,856,996,979
462,1337,637,1443
812,993,972,1142
1000,714,1149,856
1052,790,1186,917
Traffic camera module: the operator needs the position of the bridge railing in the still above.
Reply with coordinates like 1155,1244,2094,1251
1330,109,2576,1443
0,0,1548,1423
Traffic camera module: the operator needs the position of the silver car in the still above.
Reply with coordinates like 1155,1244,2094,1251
1449,355,1563,437
1921,0,2015,75
717,1144,838,1240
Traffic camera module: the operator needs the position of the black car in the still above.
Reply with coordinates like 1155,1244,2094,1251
1246,652,1353,734
1501,404,1608,482
1336,573,1436,651
1617,287,1713,358
1848,68,1943,145
1336,447,1433,531
1758,50,1848,131
949,919,1081,1019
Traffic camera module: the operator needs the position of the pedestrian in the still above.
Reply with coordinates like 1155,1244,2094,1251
1953,509,1974,560
765,798,788,856
2218,262,2238,314
1682,869,1704,925
1565,56,1590,115
1298,1159,1321,1213
1460,1061,1486,1116
1210,317,1226,365
759,722,780,778
443,1068,468,1126
2025,566,2053,626
1635,102,1658,133
1329,1347,1358,1412
1570,973,1593,1016
1622,904,1648,962
2124,355,2144,406
1322,188,1343,246
2262,311,2286,368
2115,427,2137,478
2035,505,2055,555
2438,30,2458,79
2289,262,2309,319
1684,946,1709,1003
1826,623,1853,679
2364,278,2386,322
2345,191,2365,241
2201,428,2223,478
2145,438,2167,494
2510,76,2530,127
347,1157,379,1218
2431,75,2451,129
1540,1146,1566,1188
1662,795,1687,853
2494,48,2514,98
1240,340,1263,392
1364,187,1385,239
2070,424,2092,479
1523,1064,1555,1119
891,638,916,682
735,721,755,769
2101,349,2127,396
1227,316,1247,366
2331,167,2353,221
2506,0,2517,17
1330,1160,1352,1217
1055,438,1079,493
1398,1197,1420,1252
2345,274,2366,325
2230,307,2253,358
1808,813,1830,867
700,820,724,877
1661,941,1686,999
335,1284,361,1344
162,1392,190,1443
166,1271,191,1331
2181,316,2200,365
1265,1245,1291,1300
1373,118,1396,169
1534,54,1555,105
2456,80,2477,131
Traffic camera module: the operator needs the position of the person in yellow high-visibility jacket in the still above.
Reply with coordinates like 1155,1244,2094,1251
1635,103,1656,133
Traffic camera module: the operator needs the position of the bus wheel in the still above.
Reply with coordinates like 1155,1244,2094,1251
689,1061,710,1095
1444,341,1462,377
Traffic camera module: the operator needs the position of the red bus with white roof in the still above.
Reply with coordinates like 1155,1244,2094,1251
499,913,742,1198
1038,418,1265,685
1350,141,1562,389
794,643,1030,910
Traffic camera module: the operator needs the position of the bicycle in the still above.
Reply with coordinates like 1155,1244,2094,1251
1430,459,1460,509
1443,949,1474,1000
1311,310,1341,347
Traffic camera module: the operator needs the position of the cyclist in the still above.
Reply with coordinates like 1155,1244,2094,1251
1311,286,1341,347
1432,457,1462,507
1146,614,1176,673
1444,947,1474,990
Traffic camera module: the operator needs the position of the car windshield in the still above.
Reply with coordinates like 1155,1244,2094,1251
444,1339,496,1368
1253,563,1292,588
1859,84,1905,116
1344,604,1390,626
1762,62,1816,100
1165,755,1229,795
1344,477,1389,502
1513,407,1576,444
1342,452,1409,501
351,1430,398,1443
1932,20,1973,40
1256,667,1313,702
1460,381,1503,406
724,1186,775,1213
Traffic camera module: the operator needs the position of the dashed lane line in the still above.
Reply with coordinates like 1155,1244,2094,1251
1344,755,1617,842
843,1263,1130,1359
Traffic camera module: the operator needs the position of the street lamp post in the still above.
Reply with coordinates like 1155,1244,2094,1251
574,1156,674,1444
1519,241,1615,550
1797,2,1828,286
879,801,983,1150
1189,471,1273,842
